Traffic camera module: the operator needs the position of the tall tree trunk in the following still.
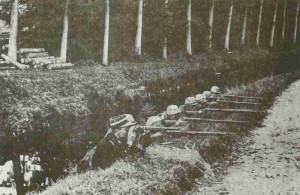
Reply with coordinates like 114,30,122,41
256,0,263,47
241,5,248,46
294,0,300,44
282,0,287,41
163,0,169,60
8,0,18,62
163,37,168,60
270,0,279,48
102,0,110,66
208,0,215,50
12,153,25,195
60,0,69,63
225,0,233,51
187,0,192,55
247,2,254,45
135,0,143,58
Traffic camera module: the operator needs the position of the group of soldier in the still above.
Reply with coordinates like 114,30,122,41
80,86,222,169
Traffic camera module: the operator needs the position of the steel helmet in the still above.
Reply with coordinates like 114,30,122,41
146,115,164,127
166,105,182,116
202,91,212,97
195,94,206,103
185,97,197,105
211,86,220,94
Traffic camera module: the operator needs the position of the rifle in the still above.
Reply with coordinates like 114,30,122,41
223,95,263,100
204,108,265,114
186,108,265,114
217,100,261,106
138,126,234,136
165,131,234,136
207,95,263,102
182,118,253,124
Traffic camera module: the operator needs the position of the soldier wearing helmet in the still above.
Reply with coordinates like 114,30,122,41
195,94,207,108
165,105,183,121
178,97,198,113
92,114,137,168
145,105,182,127
145,105,188,130
210,86,221,98
208,86,222,107
202,91,212,98
164,105,189,130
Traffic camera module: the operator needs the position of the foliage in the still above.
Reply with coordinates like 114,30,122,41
1,0,300,62
29,159,186,195
203,71,300,163
0,48,275,133
28,70,300,195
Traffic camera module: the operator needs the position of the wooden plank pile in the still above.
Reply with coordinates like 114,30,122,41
0,31,16,70
0,32,9,40
18,48,73,70
0,29,73,70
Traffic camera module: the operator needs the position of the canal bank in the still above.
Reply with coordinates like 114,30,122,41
0,48,299,194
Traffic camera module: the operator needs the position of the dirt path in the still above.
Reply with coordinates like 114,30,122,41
195,80,300,195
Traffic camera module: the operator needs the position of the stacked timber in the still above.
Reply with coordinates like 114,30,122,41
18,48,73,70
19,48,46,53
0,29,73,70
18,48,49,66
0,32,9,40
0,30,12,70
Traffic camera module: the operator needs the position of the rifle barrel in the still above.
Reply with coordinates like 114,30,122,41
224,95,263,100
217,100,261,105
141,126,182,131
182,118,252,124
204,108,265,114
185,110,201,114
165,131,234,136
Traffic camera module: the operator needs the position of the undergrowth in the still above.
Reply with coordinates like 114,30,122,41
1,48,300,194
30,71,300,195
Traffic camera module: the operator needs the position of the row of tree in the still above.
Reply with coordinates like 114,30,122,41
2,0,300,65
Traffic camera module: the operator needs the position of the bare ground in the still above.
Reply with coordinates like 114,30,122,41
192,80,300,195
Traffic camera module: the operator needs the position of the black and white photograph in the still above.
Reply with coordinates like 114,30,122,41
0,0,300,194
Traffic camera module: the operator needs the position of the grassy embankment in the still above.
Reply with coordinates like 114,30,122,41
30,70,300,195
1,48,299,194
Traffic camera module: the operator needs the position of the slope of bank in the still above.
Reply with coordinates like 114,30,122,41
0,49,275,131
29,72,300,195
192,79,300,195
0,48,298,194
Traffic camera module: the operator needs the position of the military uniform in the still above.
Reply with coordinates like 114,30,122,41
146,105,189,131
207,86,222,108
92,114,138,168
